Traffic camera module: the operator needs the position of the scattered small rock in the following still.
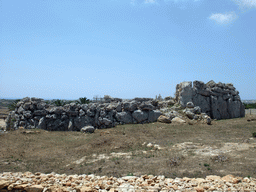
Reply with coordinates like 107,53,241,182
80,126,95,133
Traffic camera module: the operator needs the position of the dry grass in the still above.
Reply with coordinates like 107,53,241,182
0,111,256,179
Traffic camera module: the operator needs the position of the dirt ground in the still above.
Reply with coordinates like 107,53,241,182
0,110,256,179
0,105,8,129
0,119,5,128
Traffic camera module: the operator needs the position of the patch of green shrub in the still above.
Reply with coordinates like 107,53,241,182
76,97,91,104
53,99,67,106
127,172,134,176
243,103,256,109
7,99,21,111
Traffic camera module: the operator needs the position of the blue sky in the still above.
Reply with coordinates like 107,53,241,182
0,0,255,100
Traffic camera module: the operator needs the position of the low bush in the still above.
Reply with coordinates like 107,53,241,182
76,97,91,104
53,99,67,106
243,103,256,109
7,99,21,111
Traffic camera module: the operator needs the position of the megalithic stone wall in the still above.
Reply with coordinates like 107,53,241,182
5,97,163,131
175,80,245,120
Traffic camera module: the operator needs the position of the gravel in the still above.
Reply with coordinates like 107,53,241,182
0,172,255,191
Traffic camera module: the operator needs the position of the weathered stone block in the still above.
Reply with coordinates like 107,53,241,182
132,110,148,123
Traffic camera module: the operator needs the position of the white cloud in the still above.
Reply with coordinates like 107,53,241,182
209,12,238,25
232,0,256,10
145,0,157,3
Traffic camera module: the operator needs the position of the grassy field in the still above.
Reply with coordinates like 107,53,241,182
1,112,256,179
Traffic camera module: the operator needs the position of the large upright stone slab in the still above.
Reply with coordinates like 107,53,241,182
176,81,194,108
227,98,241,118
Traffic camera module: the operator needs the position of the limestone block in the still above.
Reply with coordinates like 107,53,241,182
214,96,229,119
116,102,122,112
132,110,148,123
100,109,106,117
162,111,177,120
171,117,186,123
106,103,117,111
139,101,154,111
80,125,95,133
17,106,25,114
129,101,138,111
148,110,162,122
227,98,241,118
193,80,206,90
31,97,44,102
79,109,86,116
115,111,133,124
193,106,201,114
216,82,225,88
178,81,193,108
80,104,89,111
34,110,47,116
24,185,44,192
86,109,95,117
223,94,232,100
133,97,153,103
197,88,211,97
185,111,195,119
23,102,32,110
102,118,112,126
240,102,245,117
16,101,24,108
158,101,168,108
206,118,211,125
151,100,158,106
38,117,46,130
206,80,216,88
68,119,73,131
157,115,172,123
74,116,93,130
23,111,32,118
36,102,46,110
234,95,241,101
186,102,194,108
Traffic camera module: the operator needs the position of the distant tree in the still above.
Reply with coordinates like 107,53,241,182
7,99,21,111
76,97,91,104
243,103,256,109
53,99,67,106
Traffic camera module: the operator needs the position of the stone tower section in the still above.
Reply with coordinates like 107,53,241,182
175,80,245,120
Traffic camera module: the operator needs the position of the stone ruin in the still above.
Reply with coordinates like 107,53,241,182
175,80,245,120
5,97,165,132
4,80,245,132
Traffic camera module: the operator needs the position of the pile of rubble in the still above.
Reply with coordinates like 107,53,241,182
0,172,255,192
